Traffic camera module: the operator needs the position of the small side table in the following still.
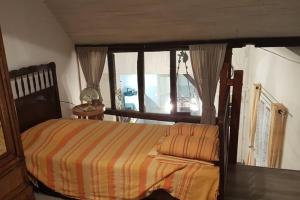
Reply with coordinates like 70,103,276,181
72,103,105,120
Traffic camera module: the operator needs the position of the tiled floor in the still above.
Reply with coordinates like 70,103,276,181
225,165,300,200
35,165,300,200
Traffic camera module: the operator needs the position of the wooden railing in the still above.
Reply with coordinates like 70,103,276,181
105,109,201,123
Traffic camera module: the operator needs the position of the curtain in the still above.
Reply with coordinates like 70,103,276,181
189,43,227,124
76,47,108,101
246,83,262,165
267,103,288,168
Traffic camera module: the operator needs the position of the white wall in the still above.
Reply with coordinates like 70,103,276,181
233,46,300,170
0,0,80,117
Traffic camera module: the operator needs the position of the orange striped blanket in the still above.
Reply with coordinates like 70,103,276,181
21,119,219,200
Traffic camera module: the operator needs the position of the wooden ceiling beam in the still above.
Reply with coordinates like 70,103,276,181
75,36,300,49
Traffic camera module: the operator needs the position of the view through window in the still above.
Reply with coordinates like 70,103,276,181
144,51,171,114
101,50,220,118
176,50,201,116
114,52,139,112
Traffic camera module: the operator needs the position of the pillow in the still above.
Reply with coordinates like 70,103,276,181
157,135,219,162
165,123,219,139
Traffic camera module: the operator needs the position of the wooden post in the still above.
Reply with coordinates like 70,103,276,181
217,47,232,200
49,62,62,118
218,47,232,123
107,51,116,110
137,50,145,112
229,70,243,164
170,50,177,114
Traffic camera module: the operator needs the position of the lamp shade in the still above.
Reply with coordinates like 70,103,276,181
80,87,100,103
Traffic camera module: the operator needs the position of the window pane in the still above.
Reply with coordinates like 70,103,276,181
100,56,111,108
115,52,139,111
176,50,201,116
144,51,171,114
176,50,220,116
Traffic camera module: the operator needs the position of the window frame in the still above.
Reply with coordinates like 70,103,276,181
104,46,204,122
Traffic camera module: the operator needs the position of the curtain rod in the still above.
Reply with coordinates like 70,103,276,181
257,86,293,117
259,48,300,65
261,87,278,103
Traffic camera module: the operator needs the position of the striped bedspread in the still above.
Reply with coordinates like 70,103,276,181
21,119,219,200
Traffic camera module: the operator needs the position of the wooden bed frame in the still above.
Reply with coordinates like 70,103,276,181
9,59,242,200
9,62,62,132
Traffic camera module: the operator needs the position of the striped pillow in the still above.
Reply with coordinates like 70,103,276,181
157,135,219,162
165,122,219,138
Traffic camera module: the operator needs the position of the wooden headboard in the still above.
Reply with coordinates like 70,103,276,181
9,62,62,132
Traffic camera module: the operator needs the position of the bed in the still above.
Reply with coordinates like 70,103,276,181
10,62,233,200
22,119,219,200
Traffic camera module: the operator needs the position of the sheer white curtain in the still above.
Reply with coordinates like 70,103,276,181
254,98,271,167
189,43,227,124
76,47,108,101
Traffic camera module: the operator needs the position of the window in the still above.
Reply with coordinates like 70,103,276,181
114,52,139,111
176,50,201,116
144,51,171,114
101,48,219,122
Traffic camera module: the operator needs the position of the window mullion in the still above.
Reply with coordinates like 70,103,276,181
170,50,177,114
137,50,145,112
107,51,116,110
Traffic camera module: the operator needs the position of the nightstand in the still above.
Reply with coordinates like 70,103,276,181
72,103,105,120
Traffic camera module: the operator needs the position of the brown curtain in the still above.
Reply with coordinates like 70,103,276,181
246,83,262,165
189,43,227,124
267,103,288,168
76,47,108,101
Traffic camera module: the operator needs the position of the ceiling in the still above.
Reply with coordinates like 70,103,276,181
44,0,300,45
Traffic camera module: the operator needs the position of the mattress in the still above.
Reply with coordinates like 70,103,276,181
21,119,219,200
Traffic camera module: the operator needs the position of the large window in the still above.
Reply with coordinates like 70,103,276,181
100,48,221,121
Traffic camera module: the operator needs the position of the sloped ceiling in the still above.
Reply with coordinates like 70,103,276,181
44,0,300,44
